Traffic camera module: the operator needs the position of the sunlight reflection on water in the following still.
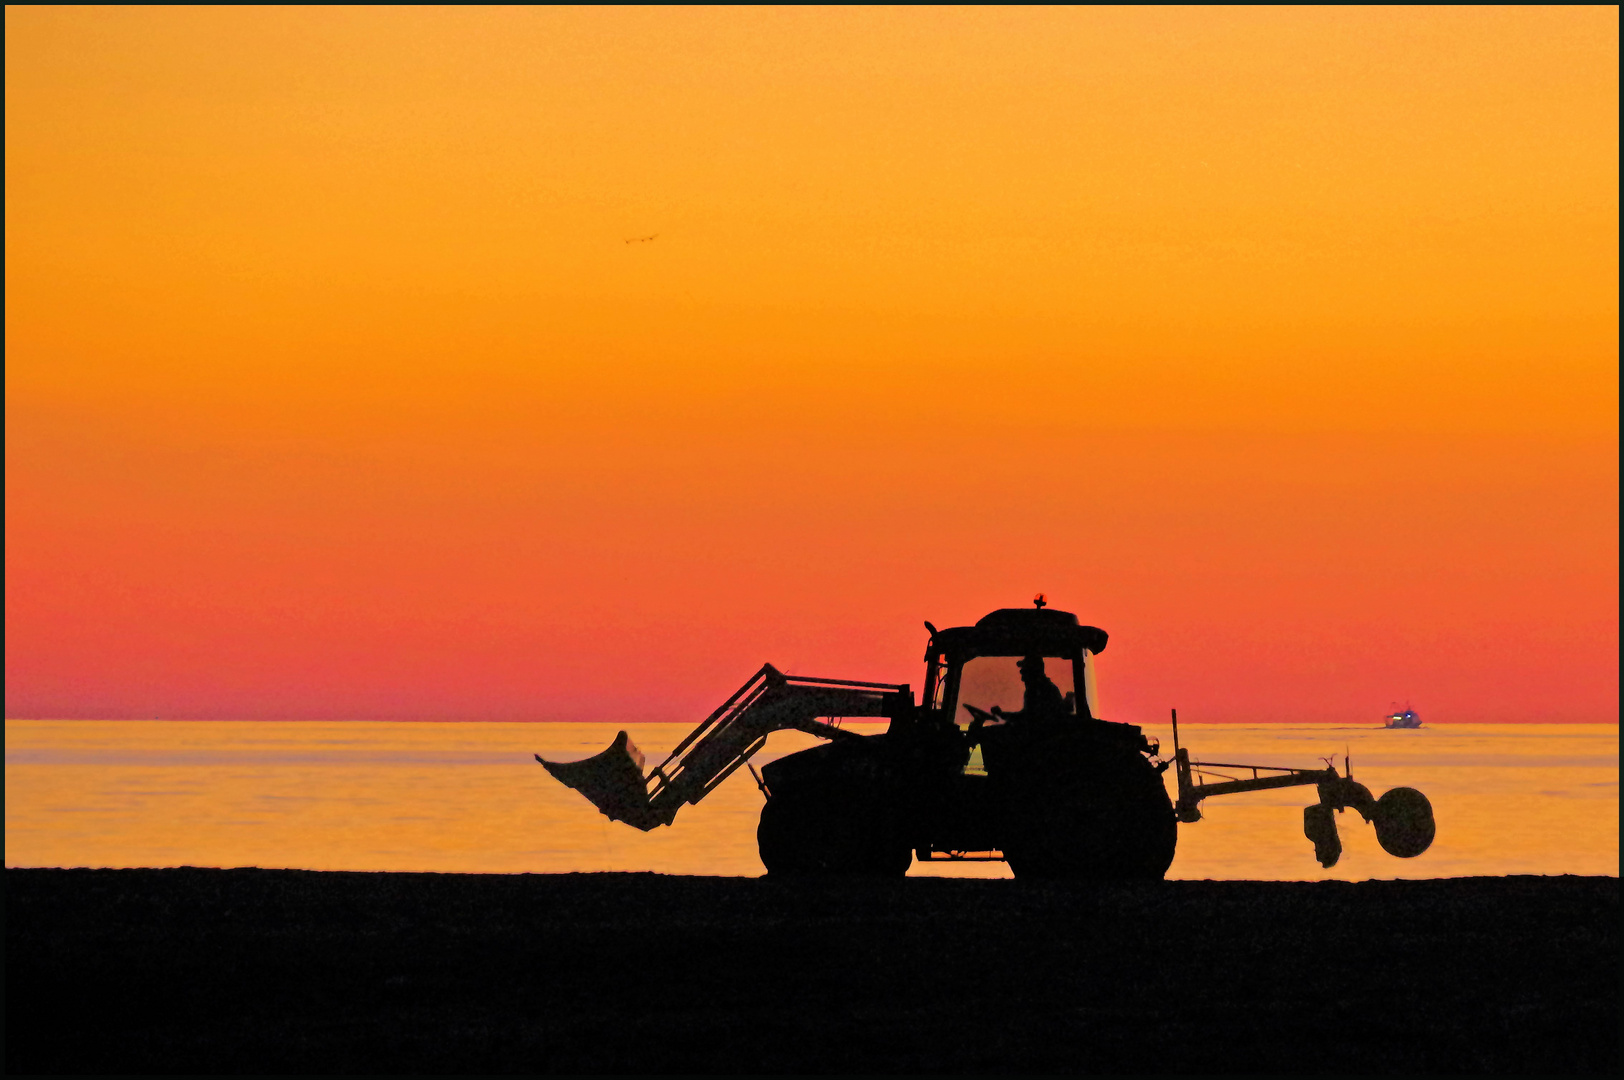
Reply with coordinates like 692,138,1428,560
5,720,1616,880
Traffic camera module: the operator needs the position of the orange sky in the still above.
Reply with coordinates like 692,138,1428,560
6,7,1617,723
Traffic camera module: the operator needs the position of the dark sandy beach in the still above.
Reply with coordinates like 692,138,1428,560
6,869,1616,1073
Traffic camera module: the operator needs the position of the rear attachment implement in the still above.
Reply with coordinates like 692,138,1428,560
1169,709,1435,868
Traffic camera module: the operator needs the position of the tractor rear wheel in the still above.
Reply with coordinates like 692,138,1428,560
757,788,911,878
998,739,1176,881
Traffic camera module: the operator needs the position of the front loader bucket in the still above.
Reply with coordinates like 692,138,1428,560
536,730,665,831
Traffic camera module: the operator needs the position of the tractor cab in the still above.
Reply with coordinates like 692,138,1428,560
916,598,1158,777
921,598,1109,733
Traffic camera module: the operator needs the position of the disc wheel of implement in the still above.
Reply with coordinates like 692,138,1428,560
757,786,911,878
1372,786,1436,858
997,736,1176,881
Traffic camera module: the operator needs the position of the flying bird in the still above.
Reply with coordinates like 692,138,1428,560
624,234,658,244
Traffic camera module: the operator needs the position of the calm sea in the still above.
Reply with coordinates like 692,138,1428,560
5,720,1616,880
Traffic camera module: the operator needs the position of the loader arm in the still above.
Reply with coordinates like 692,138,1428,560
536,664,910,830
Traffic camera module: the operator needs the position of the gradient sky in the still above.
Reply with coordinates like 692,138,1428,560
6,7,1617,723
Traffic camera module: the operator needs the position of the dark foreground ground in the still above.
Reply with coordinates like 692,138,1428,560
6,870,1617,1074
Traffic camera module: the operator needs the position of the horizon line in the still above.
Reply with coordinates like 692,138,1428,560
6,716,1618,725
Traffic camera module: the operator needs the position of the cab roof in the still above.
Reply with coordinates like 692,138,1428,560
931,606,1108,660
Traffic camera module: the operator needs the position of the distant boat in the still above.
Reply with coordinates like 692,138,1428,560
1383,706,1422,729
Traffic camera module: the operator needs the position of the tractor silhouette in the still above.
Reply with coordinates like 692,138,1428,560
538,599,1435,877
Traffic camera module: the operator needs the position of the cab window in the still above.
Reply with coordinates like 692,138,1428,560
954,655,1075,729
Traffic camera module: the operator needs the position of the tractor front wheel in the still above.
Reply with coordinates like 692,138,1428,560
757,789,911,878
